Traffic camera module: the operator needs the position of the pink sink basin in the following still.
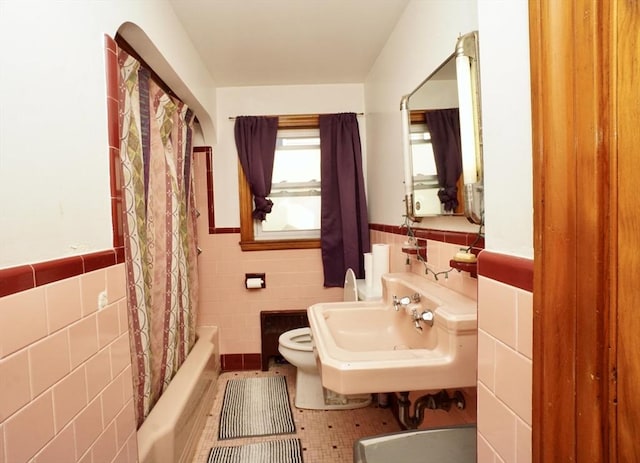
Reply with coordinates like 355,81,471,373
307,273,477,394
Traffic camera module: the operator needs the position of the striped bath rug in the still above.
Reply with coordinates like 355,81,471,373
218,376,295,440
207,438,303,463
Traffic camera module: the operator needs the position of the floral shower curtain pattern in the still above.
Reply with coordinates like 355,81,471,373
118,51,199,427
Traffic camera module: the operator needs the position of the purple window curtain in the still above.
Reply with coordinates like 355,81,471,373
424,108,462,212
234,116,279,220
319,113,371,287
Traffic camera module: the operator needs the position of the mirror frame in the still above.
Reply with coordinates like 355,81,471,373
401,31,483,224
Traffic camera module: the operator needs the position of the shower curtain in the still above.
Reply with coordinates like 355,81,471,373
118,51,199,427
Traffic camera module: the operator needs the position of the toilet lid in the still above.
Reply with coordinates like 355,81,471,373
343,268,358,302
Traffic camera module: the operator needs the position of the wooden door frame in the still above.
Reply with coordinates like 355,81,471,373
529,1,615,461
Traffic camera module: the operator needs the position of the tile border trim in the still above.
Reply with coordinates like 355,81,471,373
0,249,125,298
369,223,485,248
477,250,533,292
220,353,262,371
1,224,487,297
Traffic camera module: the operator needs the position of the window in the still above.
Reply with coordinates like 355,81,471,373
255,128,321,240
410,122,442,215
409,110,464,215
410,123,438,187
238,115,322,251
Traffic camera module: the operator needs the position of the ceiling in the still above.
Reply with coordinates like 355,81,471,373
168,0,410,87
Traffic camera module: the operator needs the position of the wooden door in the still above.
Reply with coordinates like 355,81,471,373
530,0,639,461
614,2,640,461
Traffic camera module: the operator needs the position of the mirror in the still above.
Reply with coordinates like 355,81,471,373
401,31,483,224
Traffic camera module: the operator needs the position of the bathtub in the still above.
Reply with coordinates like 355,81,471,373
137,326,220,463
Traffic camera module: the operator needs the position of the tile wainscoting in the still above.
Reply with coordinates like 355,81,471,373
371,227,532,462
477,251,533,463
0,261,137,463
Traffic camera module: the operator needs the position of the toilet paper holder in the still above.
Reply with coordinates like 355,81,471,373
245,273,266,289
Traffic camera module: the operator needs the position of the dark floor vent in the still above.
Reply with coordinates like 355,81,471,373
260,310,309,371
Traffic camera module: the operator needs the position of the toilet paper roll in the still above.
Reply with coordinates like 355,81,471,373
364,252,373,288
246,277,263,289
372,244,390,291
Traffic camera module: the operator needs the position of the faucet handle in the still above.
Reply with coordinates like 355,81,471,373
420,310,435,327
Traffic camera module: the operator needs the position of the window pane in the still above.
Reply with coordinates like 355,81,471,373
255,128,322,239
412,143,437,177
272,149,320,183
411,125,437,177
260,196,321,233
281,136,321,147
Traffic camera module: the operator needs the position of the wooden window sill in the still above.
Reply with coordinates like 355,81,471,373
239,239,320,252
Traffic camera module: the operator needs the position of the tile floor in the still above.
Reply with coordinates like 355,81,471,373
191,362,476,463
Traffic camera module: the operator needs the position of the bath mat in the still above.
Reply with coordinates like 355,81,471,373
218,376,295,440
207,438,303,463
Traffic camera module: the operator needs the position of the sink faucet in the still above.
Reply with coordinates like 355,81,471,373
411,308,435,331
392,293,421,311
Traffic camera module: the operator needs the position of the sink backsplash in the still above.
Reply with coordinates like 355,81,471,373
369,227,479,302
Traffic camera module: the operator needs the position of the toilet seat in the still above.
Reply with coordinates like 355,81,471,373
276,267,372,410
278,327,313,352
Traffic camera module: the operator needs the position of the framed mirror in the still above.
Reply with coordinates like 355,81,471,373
401,31,483,224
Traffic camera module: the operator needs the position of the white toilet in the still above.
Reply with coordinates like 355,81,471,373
278,269,372,410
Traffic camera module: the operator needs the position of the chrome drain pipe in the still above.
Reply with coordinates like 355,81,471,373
397,390,466,429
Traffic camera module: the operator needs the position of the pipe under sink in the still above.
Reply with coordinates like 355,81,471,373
353,424,476,463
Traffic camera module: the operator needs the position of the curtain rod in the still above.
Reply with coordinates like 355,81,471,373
115,33,200,124
228,112,364,120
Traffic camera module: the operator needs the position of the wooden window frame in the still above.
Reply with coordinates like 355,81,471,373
238,114,322,251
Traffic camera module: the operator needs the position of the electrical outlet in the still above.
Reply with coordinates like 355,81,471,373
98,291,108,309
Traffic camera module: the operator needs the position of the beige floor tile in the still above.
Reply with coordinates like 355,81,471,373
191,363,401,463
192,362,476,462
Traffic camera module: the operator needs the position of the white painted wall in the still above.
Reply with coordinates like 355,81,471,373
410,79,458,110
214,84,366,227
477,0,533,258
364,0,479,233
0,0,533,267
364,0,533,257
0,0,216,268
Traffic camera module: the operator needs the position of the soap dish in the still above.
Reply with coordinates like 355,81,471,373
402,246,427,260
449,258,478,278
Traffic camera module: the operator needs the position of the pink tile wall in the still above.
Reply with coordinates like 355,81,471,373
192,155,483,358
369,233,532,462
196,233,343,354
370,229,480,427
477,254,533,463
369,229,479,301
0,264,137,463
192,153,344,355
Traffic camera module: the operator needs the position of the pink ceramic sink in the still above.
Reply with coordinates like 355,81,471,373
307,273,477,394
